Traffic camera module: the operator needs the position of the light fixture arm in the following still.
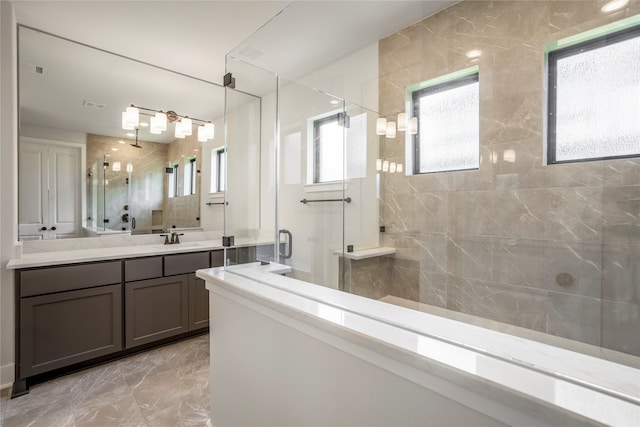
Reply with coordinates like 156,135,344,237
129,104,212,126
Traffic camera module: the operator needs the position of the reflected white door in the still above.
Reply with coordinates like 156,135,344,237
19,141,81,240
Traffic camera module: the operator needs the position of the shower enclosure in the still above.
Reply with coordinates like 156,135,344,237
219,0,640,366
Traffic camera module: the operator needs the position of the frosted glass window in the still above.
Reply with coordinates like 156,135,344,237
314,114,344,183
413,74,479,174
548,26,640,163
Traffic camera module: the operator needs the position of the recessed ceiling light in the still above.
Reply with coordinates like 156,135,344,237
111,148,118,151
601,0,628,13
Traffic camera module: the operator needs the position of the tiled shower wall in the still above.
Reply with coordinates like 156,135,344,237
377,1,640,356
86,134,167,233
165,134,201,229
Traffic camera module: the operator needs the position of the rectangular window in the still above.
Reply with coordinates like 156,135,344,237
313,114,344,183
210,148,226,192
548,25,640,164
412,72,479,174
183,158,196,196
168,164,178,198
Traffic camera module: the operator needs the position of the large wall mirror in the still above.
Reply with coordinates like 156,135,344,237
18,25,226,240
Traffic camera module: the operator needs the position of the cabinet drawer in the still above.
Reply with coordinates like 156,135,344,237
20,261,122,297
164,252,210,276
125,257,162,282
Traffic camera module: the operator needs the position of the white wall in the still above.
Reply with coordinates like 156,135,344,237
296,42,379,113
0,0,17,389
20,124,87,145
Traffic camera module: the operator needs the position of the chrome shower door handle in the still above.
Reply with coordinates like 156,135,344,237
279,229,293,259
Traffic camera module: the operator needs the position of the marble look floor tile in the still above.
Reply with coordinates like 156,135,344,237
74,394,147,427
0,334,210,427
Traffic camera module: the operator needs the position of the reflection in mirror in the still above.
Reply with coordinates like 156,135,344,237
17,25,225,240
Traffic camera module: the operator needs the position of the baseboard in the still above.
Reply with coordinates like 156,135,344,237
0,362,14,390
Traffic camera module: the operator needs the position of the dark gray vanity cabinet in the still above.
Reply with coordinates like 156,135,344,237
14,248,226,396
189,274,209,331
124,251,217,348
18,261,123,379
125,275,189,348
188,250,223,331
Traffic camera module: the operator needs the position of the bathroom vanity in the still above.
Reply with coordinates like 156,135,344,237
7,239,263,397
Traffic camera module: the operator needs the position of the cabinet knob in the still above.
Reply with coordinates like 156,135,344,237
40,226,47,231
50,226,57,231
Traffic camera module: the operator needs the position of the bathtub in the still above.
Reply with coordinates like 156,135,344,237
198,262,639,427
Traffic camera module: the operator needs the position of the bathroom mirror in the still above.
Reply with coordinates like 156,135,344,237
17,25,226,239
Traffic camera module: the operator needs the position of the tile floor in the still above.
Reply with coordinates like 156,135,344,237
0,334,210,427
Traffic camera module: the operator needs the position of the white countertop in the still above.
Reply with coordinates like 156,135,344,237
197,263,640,426
6,237,270,270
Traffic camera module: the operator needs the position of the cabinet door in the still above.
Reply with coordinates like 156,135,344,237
188,274,209,331
19,284,122,378
19,140,81,240
125,276,189,348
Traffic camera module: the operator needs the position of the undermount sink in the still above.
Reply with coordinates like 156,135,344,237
151,242,203,250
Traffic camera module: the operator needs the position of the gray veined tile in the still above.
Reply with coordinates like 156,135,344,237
3,397,75,427
74,394,147,427
1,335,210,427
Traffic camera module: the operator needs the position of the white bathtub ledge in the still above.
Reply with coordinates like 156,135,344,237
198,264,640,427
230,265,640,401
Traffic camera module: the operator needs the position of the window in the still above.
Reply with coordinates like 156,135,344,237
183,157,196,196
313,114,344,183
168,163,178,198
548,25,640,164
210,148,226,193
412,71,479,174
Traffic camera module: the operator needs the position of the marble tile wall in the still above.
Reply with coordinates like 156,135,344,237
165,134,202,229
86,134,167,234
376,0,640,356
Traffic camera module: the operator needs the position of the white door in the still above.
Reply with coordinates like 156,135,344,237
19,140,82,240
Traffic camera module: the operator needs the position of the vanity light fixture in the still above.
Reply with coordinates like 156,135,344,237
601,0,628,12
409,117,418,135
378,114,418,137
386,121,397,138
397,113,407,131
174,121,186,139
121,104,214,141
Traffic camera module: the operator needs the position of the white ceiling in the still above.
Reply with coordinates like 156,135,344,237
11,0,458,143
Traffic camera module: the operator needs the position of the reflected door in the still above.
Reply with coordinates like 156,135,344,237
19,140,81,240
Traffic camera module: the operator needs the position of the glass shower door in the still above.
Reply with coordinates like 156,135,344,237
275,79,347,289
